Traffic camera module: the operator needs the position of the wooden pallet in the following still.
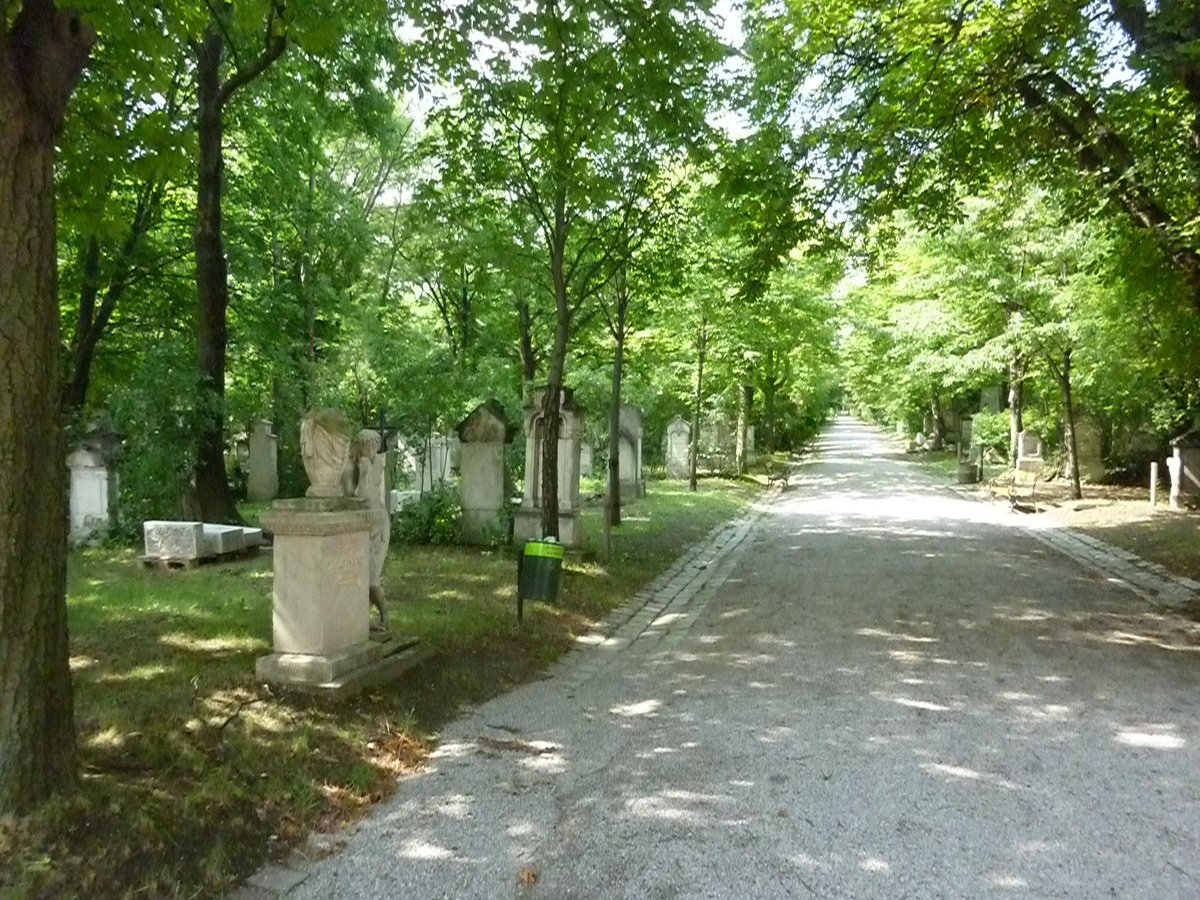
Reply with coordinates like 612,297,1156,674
139,546,260,571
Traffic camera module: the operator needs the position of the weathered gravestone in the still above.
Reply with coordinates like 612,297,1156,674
418,433,458,493
1169,428,1200,504
246,419,279,501
455,399,514,543
956,416,980,484
618,403,645,499
1074,417,1105,482
665,417,691,479
579,442,594,478
257,410,421,697
514,386,585,548
980,385,1003,413
67,424,121,545
1016,430,1043,474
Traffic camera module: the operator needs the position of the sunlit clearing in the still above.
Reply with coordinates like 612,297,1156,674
69,655,98,671
886,696,951,712
856,627,937,643
87,726,131,750
399,838,456,860
159,633,265,654
922,762,980,780
610,699,662,717
1115,729,1185,750
98,663,173,683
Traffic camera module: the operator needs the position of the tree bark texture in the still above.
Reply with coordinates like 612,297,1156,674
0,1,92,814
606,312,626,528
192,21,242,523
539,210,571,539
1055,350,1083,501
689,320,707,493
735,383,752,475
1007,357,1024,467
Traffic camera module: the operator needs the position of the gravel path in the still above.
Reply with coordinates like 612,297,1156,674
269,416,1200,899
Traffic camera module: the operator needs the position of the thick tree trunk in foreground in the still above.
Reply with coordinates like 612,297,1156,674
539,209,571,539
0,1,92,814
193,22,242,524
606,327,625,528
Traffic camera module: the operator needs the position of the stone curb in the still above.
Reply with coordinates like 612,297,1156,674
944,483,1198,610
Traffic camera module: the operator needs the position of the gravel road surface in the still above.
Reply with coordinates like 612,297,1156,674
288,416,1200,899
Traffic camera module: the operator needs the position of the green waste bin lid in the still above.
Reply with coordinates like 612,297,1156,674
523,540,564,560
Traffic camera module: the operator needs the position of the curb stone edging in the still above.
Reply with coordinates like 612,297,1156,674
944,483,1198,611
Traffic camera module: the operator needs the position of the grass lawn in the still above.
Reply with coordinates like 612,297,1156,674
1,478,758,899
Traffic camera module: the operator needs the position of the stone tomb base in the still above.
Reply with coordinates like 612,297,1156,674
257,497,426,699
513,508,582,549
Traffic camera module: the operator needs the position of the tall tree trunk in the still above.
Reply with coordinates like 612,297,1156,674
606,303,626,528
540,214,570,539
735,383,752,475
0,2,92,814
689,318,707,493
1055,349,1083,500
193,22,241,524
762,353,778,455
1008,357,1024,467
517,298,537,404
929,392,946,450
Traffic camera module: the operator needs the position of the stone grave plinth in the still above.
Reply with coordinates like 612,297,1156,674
1074,417,1104,482
246,419,279,501
514,386,584,548
1016,429,1043,477
257,497,422,697
455,399,514,544
67,423,121,546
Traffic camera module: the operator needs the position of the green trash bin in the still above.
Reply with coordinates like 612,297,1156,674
517,539,564,622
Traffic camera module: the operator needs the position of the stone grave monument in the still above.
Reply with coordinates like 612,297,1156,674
1074,417,1104,482
579,442,595,478
1016,429,1043,475
455,399,514,543
246,419,279,501
665,417,691,479
67,423,121,546
1169,428,1200,505
514,386,585,548
418,433,458,492
256,409,424,697
617,404,646,499
956,415,980,484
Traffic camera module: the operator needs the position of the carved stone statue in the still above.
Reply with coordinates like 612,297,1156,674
354,429,390,630
300,409,353,498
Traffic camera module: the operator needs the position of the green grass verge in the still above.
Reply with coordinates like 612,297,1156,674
1,478,758,899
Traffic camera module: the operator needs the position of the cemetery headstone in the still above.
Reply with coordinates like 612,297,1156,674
1016,429,1043,474
980,385,1003,413
665,417,691,479
617,403,645,498
1169,428,1200,503
514,386,585,547
246,419,279,501
455,399,514,543
579,442,594,478
1074,417,1104,482
67,423,121,545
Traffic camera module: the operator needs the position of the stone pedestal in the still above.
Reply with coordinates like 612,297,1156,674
455,400,513,543
1016,429,1042,475
257,497,409,696
514,386,584,548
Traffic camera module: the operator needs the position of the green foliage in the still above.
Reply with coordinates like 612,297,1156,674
392,484,462,545
971,410,1011,459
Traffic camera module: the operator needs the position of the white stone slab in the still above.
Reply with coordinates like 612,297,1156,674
144,521,204,560
202,524,245,556
242,527,264,547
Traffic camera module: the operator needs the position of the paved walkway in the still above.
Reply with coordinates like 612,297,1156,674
244,416,1200,899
